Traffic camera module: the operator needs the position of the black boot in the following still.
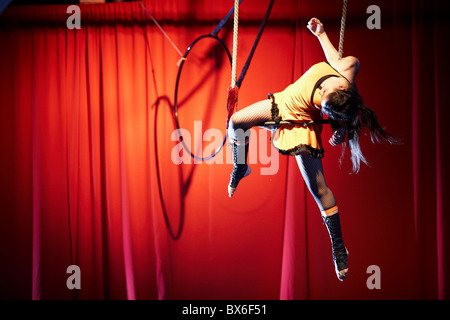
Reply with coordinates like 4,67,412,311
228,141,251,197
322,213,348,281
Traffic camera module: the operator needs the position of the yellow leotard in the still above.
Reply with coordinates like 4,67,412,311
271,61,348,157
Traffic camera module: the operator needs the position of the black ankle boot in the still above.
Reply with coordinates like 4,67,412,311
228,141,251,197
322,213,348,281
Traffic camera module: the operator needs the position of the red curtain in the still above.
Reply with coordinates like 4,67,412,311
0,0,448,300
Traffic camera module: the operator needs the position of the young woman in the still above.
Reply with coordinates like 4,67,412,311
227,18,397,281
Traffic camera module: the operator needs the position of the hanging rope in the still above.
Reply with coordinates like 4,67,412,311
138,1,186,65
338,0,348,60
231,0,239,87
261,0,349,128
236,0,275,88
226,0,240,129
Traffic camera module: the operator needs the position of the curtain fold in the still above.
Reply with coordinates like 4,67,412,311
430,0,449,300
411,0,450,300
0,0,449,300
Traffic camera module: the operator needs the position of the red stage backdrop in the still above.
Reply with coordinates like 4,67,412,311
0,0,449,300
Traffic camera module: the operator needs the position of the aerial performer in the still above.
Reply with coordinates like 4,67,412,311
226,17,397,281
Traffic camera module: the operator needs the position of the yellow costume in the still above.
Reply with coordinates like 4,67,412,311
271,62,348,157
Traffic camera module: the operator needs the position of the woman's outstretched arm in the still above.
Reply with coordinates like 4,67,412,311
307,17,360,82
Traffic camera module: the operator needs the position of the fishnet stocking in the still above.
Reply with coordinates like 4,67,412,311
227,99,272,142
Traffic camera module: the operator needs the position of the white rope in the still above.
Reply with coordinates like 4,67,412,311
338,0,348,60
138,1,186,65
231,0,239,87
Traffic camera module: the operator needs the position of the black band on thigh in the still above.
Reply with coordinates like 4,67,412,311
267,93,282,125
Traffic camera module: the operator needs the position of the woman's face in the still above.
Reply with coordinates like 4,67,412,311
320,77,349,107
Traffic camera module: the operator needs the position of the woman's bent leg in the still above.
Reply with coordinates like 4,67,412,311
227,99,272,197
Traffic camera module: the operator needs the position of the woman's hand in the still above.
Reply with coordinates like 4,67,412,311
307,18,325,37
329,126,347,146
329,121,347,146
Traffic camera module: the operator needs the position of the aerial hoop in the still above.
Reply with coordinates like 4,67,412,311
174,34,233,162
173,0,275,161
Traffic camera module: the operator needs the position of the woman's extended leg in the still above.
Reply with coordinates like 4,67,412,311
295,153,349,281
227,99,272,197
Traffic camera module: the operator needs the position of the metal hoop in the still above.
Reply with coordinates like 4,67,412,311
173,34,232,161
